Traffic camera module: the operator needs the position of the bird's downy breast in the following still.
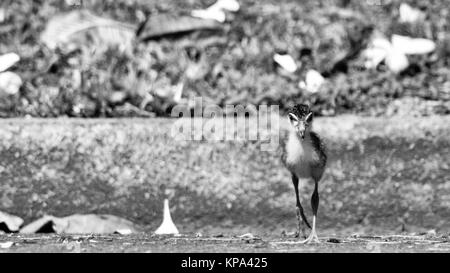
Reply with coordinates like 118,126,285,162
285,132,304,165
285,132,315,178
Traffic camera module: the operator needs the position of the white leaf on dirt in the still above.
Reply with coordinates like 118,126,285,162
40,10,135,51
0,53,20,73
137,15,222,40
363,36,392,69
185,61,209,81
363,47,387,69
20,214,137,234
238,233,255,239
69,70,81,90
191,0,240,22
213,0,240,12
372,36,394,52
0,241,14,249
154,199,179,235
273,53,297,73
363,35,411,73
391,34,436,55
399,3,425,23
300,69,325,93
65,0,82,6
0,72,22,95
385,48,409,73
173,82,184,103
109,91,127,104
0,8,5,23
426,229,436,237
0,211,24,232
191,8,226,23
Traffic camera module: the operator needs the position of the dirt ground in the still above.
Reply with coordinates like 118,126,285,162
1,232,449,253
0,117,448,253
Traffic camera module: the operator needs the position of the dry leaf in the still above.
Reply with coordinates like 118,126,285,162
0,72,22,95
385,47,409,73
213,0,240,12
0,53,20,73
191,0,240,22
399,3,425,23
391,34,436,55
0,241,14,249
363,34,434,73
299,69,325,93
20,214,137,234
137,15,222,40
238,233,255,239
41,10,135,51
191,8,226,23
273,53,298,73
0,211,24,232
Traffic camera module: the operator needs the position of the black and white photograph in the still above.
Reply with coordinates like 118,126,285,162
0,0,449,259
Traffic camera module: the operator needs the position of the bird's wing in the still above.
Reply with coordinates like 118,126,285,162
309,131,327,168
278,126,291,167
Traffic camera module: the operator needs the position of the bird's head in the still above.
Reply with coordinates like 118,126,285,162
288,104,313,140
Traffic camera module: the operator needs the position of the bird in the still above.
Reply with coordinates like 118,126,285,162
280,104,327,243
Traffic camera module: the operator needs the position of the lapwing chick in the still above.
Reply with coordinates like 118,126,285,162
281,104,327,243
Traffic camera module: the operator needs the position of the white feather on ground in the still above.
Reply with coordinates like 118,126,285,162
154,199,179,235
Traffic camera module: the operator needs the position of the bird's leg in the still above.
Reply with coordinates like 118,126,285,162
292,174,310,238
295,208,305,238
301,180,320,244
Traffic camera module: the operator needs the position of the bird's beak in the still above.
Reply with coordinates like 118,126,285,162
299,130,305,139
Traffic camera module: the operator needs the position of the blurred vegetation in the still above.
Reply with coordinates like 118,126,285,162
0,0,449,117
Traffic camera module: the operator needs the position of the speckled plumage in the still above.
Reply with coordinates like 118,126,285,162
282,130,327,181
289,104,311,120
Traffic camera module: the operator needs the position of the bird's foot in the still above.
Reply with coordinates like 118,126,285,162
294,227,308,239
300,228,320,244
294,230,307,239
300,216,319,244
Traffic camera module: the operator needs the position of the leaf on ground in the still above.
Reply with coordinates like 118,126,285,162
20,214,137,234
399,3,425,24
137,14,222,41
391,35,436,55
0,241,14,249
40,10,135,51
0,211,24,232
0,53,20,73
0,72,23,95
